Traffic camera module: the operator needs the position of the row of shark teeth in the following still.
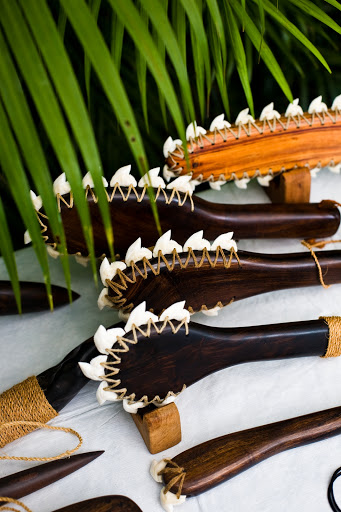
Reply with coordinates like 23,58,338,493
78,300,190,413
150,460,186,511
99,230,237,287
163,95,341,156
163,160,341,191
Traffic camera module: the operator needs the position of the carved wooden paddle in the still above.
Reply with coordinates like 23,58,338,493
103,243,341,315
37,190,340,259
79,303,337,411
151,405,341,507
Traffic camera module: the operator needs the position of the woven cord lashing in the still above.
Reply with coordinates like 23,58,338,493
321,317,341,358
0,376,58,448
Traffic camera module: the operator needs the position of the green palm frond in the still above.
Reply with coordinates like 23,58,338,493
0,0,340,311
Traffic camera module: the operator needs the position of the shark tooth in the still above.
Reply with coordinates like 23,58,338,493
30,190,42,211
159,301,191,323
100,257,127,286
46,246,60,259
234,178,250,189
186,121,206,140
82,172,108,189
123,399,146,414
24,230,31,244
308,96,328,114
330,161,341,174
124,301,159,332
183,230,210,252
331,94,341,111
160,489,186,512
97,288,112,310
163,136,183,158
235,108,254,125
285,98,303,117
257,175,273,187
310,166,321,178
153,230,182,257
78,355,107,381
209,113,231,131
209,180,226,191
166,175,194,195
150,459,168,483
53,173,71,196
211,232,237,252
125,238,153,265
110,165,137,187
201,306,221,317
259,102,281,121
138,167,166,188
96,381,119,405
94,325,125,354
163,164,177,183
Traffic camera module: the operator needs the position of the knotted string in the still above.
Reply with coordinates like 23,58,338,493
0,421,82,461
158,459,186,499
0,498,32,512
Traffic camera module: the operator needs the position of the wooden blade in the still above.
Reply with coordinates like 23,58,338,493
54,495,142,512
0,451,103,500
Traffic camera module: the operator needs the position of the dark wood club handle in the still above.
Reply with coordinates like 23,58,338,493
116,319,329,400
42,189,340,258
165,406,341,497
53,496,143,512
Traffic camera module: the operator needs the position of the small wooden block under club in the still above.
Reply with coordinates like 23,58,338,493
131,403,181,454
266,167,311,203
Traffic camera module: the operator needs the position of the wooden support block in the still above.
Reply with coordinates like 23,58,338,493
266,168,311,203
131,403,181,454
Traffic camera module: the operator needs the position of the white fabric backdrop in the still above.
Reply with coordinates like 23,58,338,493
1,171,341,512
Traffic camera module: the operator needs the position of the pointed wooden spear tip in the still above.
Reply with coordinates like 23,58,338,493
0,280,80,315
0,451,105,500
54,495,143,512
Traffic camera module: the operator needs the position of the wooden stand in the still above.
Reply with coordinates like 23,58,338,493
131,403,181,454
266,167,311,203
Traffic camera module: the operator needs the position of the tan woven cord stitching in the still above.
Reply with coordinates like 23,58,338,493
106,246,241,311
320,316,341,358
101,318,188,406
0,376,58,448
0,498,32,512
301,238,341,289
158,459,186,499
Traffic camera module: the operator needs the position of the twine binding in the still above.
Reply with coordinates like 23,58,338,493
321,317,341,358
158,459,186,499
301,236,341,289
106,246,241,312
0,376,58,448
0,498,32,512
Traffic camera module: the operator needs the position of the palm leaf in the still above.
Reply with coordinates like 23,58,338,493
288,0,341,34
135,4,150,131
0,196,21,314
85,0,102,110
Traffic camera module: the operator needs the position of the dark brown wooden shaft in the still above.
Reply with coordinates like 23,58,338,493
42,191,340,258
165,406,341,496
0,451,103,500
53,496,143,512
115,320,329,400
0,281,79,315
37,323,123,412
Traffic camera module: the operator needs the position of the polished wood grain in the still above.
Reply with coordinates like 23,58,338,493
107,319,328,402
40,191,340,258
107,249,341,314
0,452,103,501
0,281,79,314
54,496,142,512
37,322,125,412
163,406,341,496
131,403,181,454
167,114,341,182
